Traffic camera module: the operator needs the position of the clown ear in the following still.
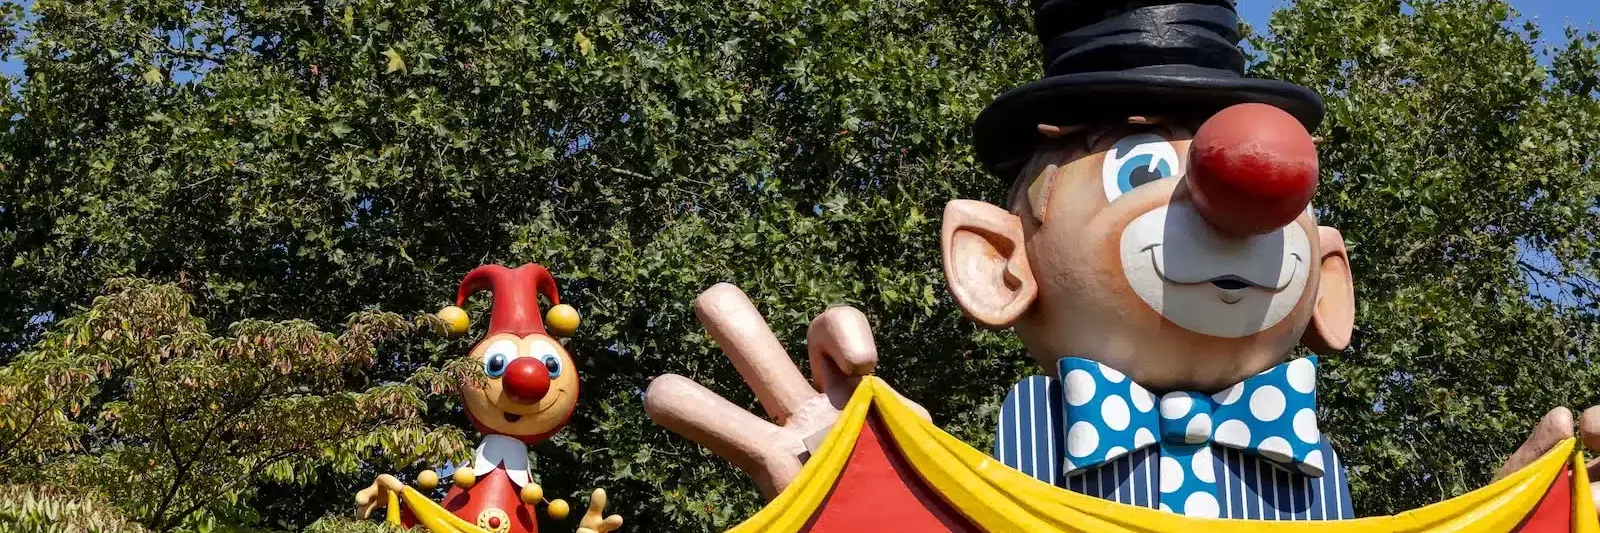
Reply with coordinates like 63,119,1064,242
940,200,1037,329
1302,226,1355,354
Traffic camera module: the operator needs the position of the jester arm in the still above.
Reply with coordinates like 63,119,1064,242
353,474,409,519
1495,406,1600,511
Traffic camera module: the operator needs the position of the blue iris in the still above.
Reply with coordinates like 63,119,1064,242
1116,154,1174,194
542,355,562,378
484,354,508,377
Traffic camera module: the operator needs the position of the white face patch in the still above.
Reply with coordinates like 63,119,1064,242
1119,203,1312,338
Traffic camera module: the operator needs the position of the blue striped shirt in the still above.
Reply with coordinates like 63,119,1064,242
994,375,1355,519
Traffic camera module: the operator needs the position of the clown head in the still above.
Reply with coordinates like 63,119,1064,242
451,264,581,443
944,103,1357,392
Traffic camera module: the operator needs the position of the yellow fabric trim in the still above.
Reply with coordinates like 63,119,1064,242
1574,448,1597,533
726,376,1598,532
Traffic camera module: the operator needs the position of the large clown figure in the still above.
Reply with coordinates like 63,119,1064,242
357,263,623,533
947,0,1600,519
645,0,1600,523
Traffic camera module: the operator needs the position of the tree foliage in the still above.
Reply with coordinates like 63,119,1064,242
0,485,151,533
0,0,1596,530
0,0,1033,529
1254,0,1600,514
0,280,464,531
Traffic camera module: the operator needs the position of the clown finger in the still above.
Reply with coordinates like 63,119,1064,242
806,306,878,405
695,283,815,424
805,307,929,421
1497,407,1574,480
643,373,800,498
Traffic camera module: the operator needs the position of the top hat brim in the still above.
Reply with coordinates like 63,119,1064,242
973,69,1325,178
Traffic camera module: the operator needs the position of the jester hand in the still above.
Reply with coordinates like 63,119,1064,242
645,283,929,499
1495,406,1600,511
575,488,623,533
353,474,407,519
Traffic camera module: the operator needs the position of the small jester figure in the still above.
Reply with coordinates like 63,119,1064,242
357,263,623,533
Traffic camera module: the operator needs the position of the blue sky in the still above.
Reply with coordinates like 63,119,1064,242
1238,0,1599,37
2,1,1595,82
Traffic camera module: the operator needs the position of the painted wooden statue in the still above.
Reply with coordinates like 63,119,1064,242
645,0,1600,526
356,263,623,533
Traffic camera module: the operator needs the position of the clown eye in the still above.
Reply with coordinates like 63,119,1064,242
482,339,517,378
1101,133,1181,202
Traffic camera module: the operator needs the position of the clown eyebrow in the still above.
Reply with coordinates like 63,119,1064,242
1016,118,1187,222
1037,123,1089,139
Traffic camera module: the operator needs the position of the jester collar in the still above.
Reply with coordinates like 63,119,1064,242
471,434,533,488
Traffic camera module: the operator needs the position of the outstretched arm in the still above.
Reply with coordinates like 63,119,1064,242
644,283,927,499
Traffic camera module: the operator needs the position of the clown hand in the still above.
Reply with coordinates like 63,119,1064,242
1497,406,1600,513
575,488,623,533
644,283,929,500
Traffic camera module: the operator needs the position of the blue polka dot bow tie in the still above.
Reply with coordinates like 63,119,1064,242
1056,356,1325,477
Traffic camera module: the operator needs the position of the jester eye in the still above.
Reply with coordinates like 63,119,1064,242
484,354,507,377
482,339,517,378
531,340,562,378
542,355,562,378
1101,133,1182,201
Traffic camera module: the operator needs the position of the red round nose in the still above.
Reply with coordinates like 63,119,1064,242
1187,103,1319,237
501,358,550,404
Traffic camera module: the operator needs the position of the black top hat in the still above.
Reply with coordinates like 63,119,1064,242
972,0,1324,177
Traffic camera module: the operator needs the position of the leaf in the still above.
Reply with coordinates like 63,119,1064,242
382,48,406,74
141,67,162,85
575,32,593,57
328,122,352,138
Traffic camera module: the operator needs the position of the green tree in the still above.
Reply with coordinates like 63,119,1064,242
0,0,1597,530
1253,0,1600,515
0,279,463,532
0,485,151,533
0,0,1035,529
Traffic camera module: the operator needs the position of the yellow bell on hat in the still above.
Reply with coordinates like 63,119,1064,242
436,305,470,338
416,470,440,491
546,304,580,337
547,498,570,520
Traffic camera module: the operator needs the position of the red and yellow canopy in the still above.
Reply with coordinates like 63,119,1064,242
730,377,1600,533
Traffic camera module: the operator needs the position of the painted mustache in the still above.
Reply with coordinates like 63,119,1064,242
1128,204,1305,292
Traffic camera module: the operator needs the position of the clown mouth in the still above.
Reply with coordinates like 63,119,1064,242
1119,203,1314,337
1208,276,1252,290
1143,244,1300,294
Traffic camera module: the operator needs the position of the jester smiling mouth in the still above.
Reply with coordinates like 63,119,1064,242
500,391,566,423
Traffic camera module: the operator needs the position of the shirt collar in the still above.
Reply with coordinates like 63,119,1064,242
472,434,532,488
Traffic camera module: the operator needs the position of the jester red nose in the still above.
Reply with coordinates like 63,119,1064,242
502,357,551,404
1187,103,1320,237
